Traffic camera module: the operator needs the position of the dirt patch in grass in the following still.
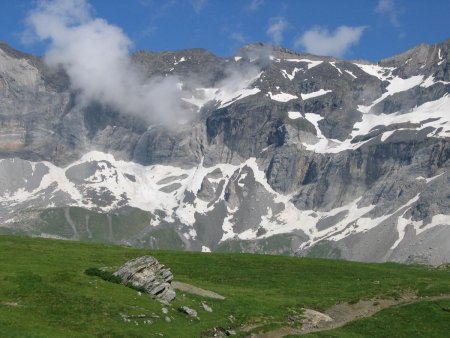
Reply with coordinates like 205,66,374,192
172,281,225,300
1,301,20,307
246,293,450,337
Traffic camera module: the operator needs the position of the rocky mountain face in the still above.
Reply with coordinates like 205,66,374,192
1,39,449,265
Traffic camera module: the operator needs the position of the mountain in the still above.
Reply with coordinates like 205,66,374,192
0,39,449,264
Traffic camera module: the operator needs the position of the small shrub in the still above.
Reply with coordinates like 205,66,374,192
85,267,147,293
84,267,121,284
126,283,147,293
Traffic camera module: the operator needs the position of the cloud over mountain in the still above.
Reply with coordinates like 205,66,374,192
25,0,188,124
295,25,366,57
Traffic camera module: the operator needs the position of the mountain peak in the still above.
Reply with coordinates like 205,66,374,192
0,38,450,264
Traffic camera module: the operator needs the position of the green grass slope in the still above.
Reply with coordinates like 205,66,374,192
0,235,449,337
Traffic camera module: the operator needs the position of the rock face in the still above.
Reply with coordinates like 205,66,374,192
0,39,450,264
114,256,176,302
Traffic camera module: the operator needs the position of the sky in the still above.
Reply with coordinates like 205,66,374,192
0,0,449,61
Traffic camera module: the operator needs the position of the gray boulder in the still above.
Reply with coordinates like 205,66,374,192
201,302,213,312
179,306,198,318
114,256,176,302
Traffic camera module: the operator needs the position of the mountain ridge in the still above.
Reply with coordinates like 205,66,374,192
0,39,449,264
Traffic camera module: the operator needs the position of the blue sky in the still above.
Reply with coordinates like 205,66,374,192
1,0,449,61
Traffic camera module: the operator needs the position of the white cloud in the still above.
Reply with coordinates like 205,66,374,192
248,0,264,11
24,0,190,125
294,25,366,57
266,17,288,46
375,0,400,27
191,0,208,14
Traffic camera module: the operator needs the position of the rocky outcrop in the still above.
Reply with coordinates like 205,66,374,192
0,38,450,264
114,256,176,303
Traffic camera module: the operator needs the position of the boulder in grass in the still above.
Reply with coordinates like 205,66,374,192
179,306,198,318
114,256,176,302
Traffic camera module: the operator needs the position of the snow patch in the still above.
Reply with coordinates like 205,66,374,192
345,70,357,79
301,113,343,153
280,68,301,81
380,130,396,142
355,94,450,140
329,62,342,75
387,75,424,93
353,63,395,81
288,111,302,119
357,75,424,114
423,172,445,183
421,76,436,88
173,56,186,65
285,58,323,69
301,89,332,100
420,76,450,88
300,94,450,154
1,150,447,251
390,194,449,250
182,72,262,110
268,91,298,102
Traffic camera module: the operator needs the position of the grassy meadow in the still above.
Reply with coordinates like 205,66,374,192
0,235,449,337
